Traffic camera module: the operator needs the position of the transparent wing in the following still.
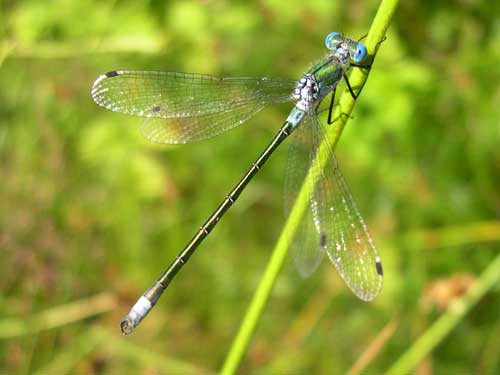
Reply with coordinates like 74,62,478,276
285,111,383,300
140,100,268,144
284,118,325,277
91,70,296,143
309,112,383,301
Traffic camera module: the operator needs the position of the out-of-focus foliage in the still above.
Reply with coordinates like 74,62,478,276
1,1,499,374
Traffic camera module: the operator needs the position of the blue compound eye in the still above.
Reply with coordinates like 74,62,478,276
325,32,343,50
352,43,367,63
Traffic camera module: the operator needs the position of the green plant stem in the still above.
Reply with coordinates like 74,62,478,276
386,250,500,375
220,1,399,374
0,293,116,339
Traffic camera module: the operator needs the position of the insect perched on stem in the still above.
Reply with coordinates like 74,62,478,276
91,32,383,335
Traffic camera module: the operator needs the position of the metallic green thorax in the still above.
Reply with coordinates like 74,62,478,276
308,56,344,100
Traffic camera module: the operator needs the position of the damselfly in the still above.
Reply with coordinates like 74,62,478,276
91,32,383,335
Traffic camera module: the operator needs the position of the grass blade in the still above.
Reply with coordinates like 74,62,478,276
386,250,500,375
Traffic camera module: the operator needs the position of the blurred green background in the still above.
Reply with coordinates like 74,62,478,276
1,0,499,374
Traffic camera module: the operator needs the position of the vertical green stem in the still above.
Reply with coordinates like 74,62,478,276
220,1,400,374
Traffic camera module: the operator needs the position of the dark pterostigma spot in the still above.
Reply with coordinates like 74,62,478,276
375,258,383,276
105,71,119,78
320,232,327,248
152,106,161,113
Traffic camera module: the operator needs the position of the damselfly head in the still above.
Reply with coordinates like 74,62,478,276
325,32,368,64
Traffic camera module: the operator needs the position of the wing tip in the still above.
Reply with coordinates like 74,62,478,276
105,70,120,78
346,256,384,302
91,70,122,90
91,70,127,107
375,256,383,276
